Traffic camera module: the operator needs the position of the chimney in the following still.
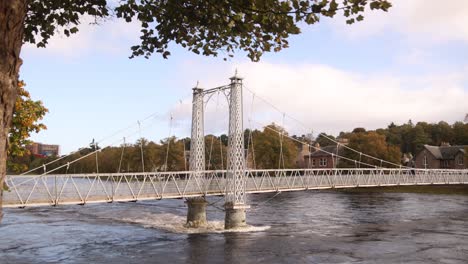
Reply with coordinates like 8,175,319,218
441,142,450,147
338,138,349,145
314,142,321,151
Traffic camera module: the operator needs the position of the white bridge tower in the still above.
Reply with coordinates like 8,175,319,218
186,73,248,229
224,73,249,229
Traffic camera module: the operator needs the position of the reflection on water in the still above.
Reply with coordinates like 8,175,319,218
1,190,468,263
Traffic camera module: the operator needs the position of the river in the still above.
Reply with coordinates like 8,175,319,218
1,189,467,263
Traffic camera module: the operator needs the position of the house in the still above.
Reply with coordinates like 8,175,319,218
414,144,466,169
303,143,345,169
295,143,311,168
26,142,60,157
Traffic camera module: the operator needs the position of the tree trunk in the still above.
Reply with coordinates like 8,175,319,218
0,0,27,223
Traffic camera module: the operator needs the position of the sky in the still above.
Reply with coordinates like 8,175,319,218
21,0,468,155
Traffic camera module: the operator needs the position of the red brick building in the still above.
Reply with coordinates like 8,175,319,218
27,142,60,157
303,144,344,169
414,144,466,169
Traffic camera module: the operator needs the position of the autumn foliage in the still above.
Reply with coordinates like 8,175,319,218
7,81,48,173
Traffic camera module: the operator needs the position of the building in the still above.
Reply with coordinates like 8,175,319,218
27,142,60,157
295,143,311,168
303,143,345,169
414,144,466,169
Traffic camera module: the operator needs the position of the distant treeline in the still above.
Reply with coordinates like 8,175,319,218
316,120,468,166
7,121,468,174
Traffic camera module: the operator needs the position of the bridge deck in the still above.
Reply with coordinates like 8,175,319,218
4,168,468,208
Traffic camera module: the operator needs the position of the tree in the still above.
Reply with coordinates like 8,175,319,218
341,131,401,167
408,124,431,155
453,122,468,145
90,146,121,173
399,121,415,154
220,134,229,147
157,137,186,171
205,135,227,170
0,0,392,220
7,80,48,173
253,123,297,169
352,127,366,134
315,133,336,147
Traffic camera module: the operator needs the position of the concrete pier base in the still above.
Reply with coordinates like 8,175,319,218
185,197,208,228
224,203,250,229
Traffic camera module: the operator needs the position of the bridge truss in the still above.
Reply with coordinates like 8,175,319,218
4,168,468,208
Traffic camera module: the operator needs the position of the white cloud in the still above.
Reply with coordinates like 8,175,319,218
22,16,140,58
170,62,468,138
330,0,468,43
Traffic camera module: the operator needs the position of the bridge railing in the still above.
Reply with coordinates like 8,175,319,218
244,168,468,192
3,168,468,207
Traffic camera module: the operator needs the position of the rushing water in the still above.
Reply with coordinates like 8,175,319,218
1,189,467,263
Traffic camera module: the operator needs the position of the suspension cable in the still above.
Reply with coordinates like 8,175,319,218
251,118,377,168
182,137,188,171
20,111,164,175
137,121,145,172
19,88,194,176
14,112,163,186
212,90,377,168
207,135,215,169
359,152,362,168
308,131,312,168
117,137,126,173
164,114,173,172
207,91,220,170
243,86,408,169
278,114,286,170
249,128,257,169
94,140,99,174
245,92,256,169
219,135,225,170
318,132,406,168
176,99,188,171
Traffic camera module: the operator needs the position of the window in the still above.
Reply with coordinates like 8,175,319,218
458,155,464,166
319,158,328,167
312,159,316,167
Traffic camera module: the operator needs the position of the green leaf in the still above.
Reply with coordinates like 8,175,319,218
162,51,171,58
22,0,392,62
69,27,79,34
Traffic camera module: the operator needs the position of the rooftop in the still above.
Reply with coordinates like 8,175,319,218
424,145,466,160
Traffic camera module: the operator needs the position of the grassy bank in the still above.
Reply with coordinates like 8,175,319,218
337,184,468,195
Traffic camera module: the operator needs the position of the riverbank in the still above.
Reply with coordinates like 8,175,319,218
338,184,468,195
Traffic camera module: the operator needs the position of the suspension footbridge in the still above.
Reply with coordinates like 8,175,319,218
5,168,468,208
4,73,468,229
